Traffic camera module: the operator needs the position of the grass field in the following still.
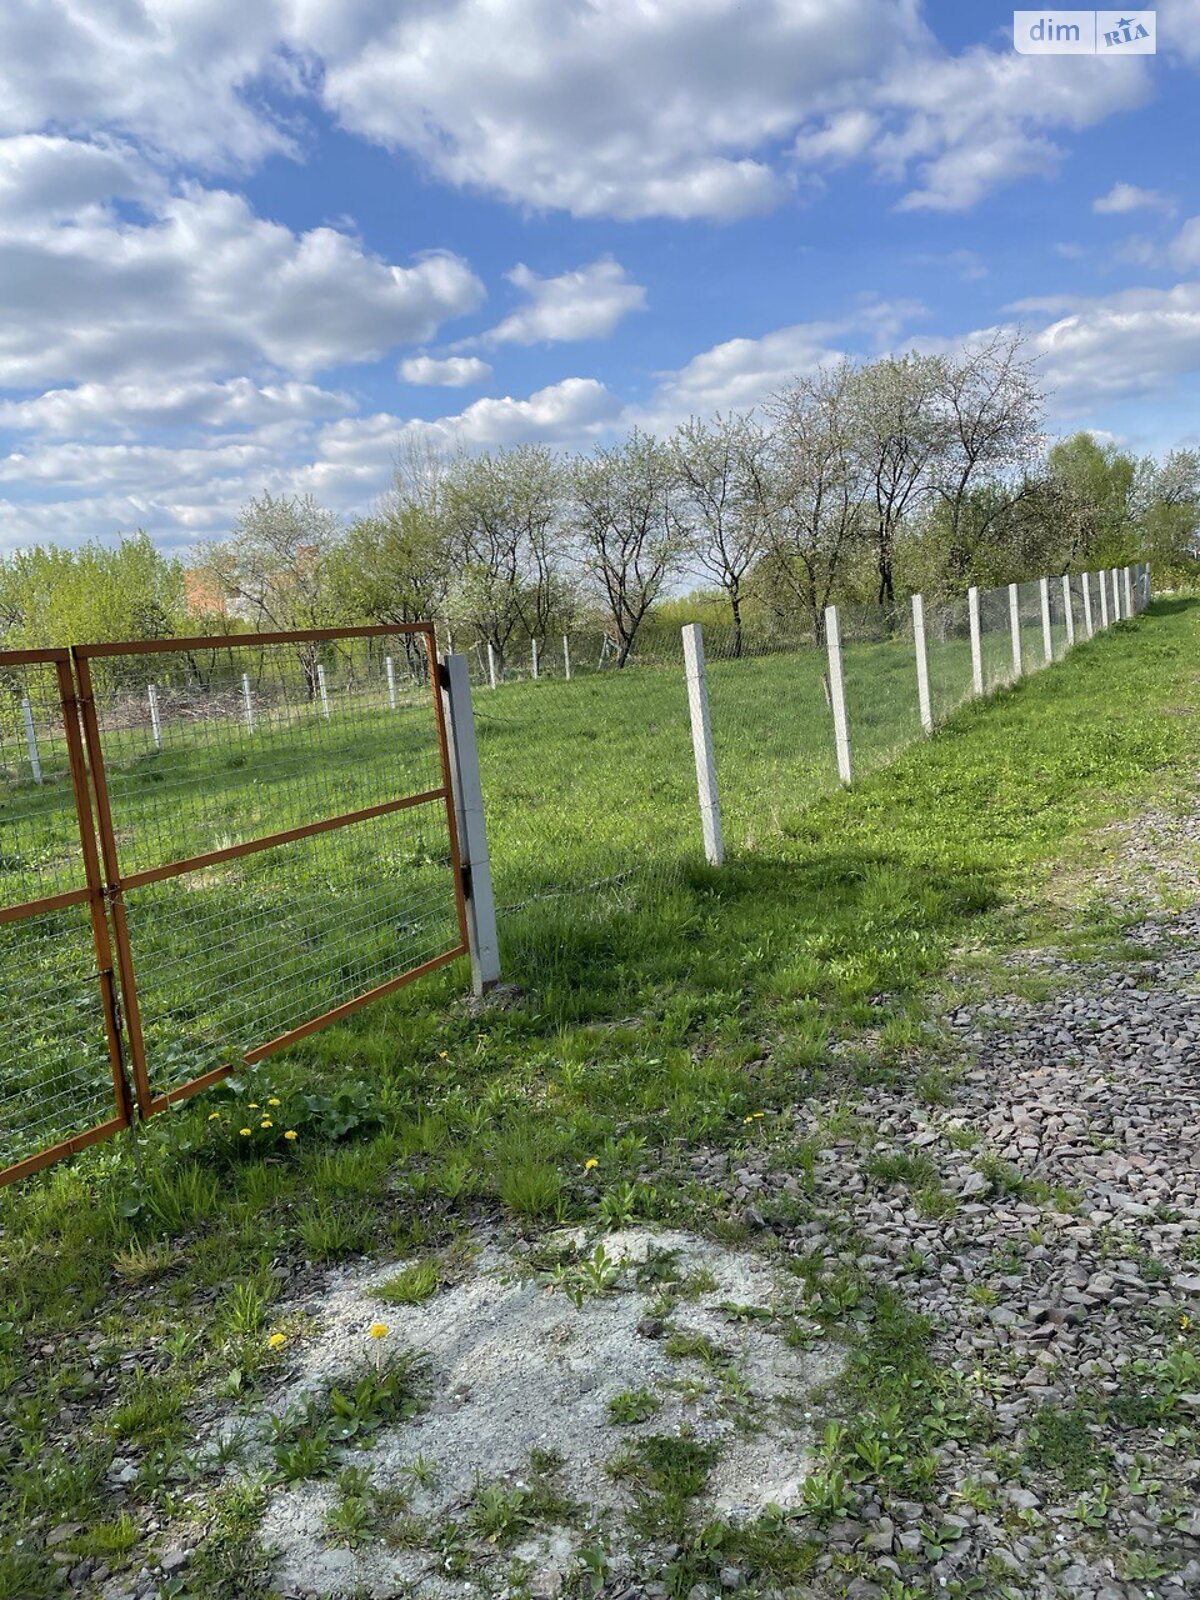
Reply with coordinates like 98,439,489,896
0,595,1188,1597
0,591,1106,1175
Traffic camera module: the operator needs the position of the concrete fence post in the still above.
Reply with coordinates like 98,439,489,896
487,641,498,690
148,683,163,750
20,697,42,784
241,672,255,734
1061,575,1075,648
386,655,397,710
1081,572,1093,637
968,585,983,697
1008,583,1022,678
1039,576,1053,663
1098,569,1110,629
441,653,501,997
1123,566,1134,617
563,634,571,681
1110,567,1121,622
912,592,933,734
825,605,852,785
531,639,539,681
682,624,724,867
316,663,330,720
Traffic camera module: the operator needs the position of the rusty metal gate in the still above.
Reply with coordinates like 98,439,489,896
1,625,468,1185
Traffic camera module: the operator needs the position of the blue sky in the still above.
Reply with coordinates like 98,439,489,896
1,0,1199,552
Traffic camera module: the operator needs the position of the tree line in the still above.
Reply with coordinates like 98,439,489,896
2,334,1197,663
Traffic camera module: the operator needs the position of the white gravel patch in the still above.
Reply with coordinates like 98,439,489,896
245,1227,839,1598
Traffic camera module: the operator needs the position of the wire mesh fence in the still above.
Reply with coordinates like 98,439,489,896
1,627,468,1183
0,567,1153,1182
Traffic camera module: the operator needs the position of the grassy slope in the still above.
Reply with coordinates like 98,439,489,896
0,598,1197,1597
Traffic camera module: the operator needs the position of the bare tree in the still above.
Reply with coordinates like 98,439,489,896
935,331,1043,584
572,430,684,666
443,445,569,673
671,413,769,655
759,362,868,639
196,491,340,696
852,353,950,604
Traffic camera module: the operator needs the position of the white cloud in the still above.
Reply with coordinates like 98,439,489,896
1169,219,1200,271
481,259,646,347
0,4,1167,224
1094,181,1175,215
0,140,484,385
0,376,352,435
399,355,492,387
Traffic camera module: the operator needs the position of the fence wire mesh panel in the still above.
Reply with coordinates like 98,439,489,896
703,620,839,851
1047,581,1071,660
838,604,923,780
74,626,467,1111
469,630,697,921
976,584,1015,693
923,595,975,726
1,650,127,1183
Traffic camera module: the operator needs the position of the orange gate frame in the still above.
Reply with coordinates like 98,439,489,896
1,624,469,1184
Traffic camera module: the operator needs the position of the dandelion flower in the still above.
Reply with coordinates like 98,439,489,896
369,1323,388,1340
248,1102,259,1109
584,1158,599,1171
743,1115,753,1125
239,1127,252,1136
207,1111,221,1121
267,1331,286,1350
260,1119,272,1129
267,1097,281,1106
284,1129,298,1141
437,1051,448,1060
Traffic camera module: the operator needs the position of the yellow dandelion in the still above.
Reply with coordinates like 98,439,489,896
437,1051,448,1060
753,1111,765,1119
207,1111,221,1121
284,1129,298,1141
369,1323,389,1340
267,1097,281,1107
267,1331,286,1350
248,1102,259,1109
260,1119,272,1129
743,1115,754,1125
239,1127,252,1136
584,1157,599,1171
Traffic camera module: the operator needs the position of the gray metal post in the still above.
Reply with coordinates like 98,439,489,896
386,655,397,710
1098,569,1109,629
682,624,723,867
825,605,852,785
1008,583,1022,678
1061,574,1075,648
148,683,163,750
441,653,500,996
1082,572,1094,637
1039,576,1052,662
241,672,255,733
968,585,983,696
317,663,330,719
563,634,571,681
20,697,42,784
487,641,497,689
912,592,933,734
1123,566,1134,617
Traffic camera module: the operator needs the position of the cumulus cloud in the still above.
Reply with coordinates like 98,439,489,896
481,260,646,347
0,142,484,385
0,376,352,436
0,3,1167,223
1094,181,1175,215
399,355,492,387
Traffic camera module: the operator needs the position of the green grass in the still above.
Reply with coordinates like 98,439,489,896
0,598,1195,1593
